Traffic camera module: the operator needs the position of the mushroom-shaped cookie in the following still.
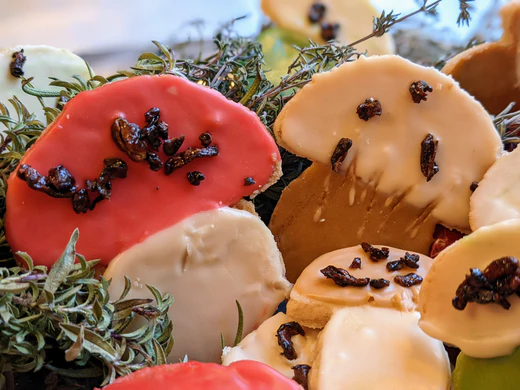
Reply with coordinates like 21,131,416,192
419,219,520,358
270,55,502,282
261,0,394,55
5,75,290,362
470,146,520,230
442,0,520,115
0,45,91,127
286,244,434,328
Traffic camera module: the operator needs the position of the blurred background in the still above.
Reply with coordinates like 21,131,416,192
0,0,507,74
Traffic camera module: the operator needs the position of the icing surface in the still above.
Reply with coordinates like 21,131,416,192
275,55,502,230
0,45,91,128
222,312,319,379
290,245,433,311
261,0,394,55
419,219,520,358
470,148,520,230
104,207,291,363
5,75,280,266
310,307,451,390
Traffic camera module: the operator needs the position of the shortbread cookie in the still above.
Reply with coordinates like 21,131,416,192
442,1,520,115
419,219,520,358
286,245,433,328
270,55,502,282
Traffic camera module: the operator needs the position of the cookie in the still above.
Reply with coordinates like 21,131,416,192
442,0,520,115
270,55,502,282
286,245,433,328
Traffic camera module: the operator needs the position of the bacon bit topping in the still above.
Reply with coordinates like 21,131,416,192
356,98,382,121
349,257,362,269
292,364,311,390
409,80,433,104
187,171,205,186
277,322,305,360
320,265,370,287
394,273,423,288
330,138,353,173
370,278,390,289
420,133,439,182
361,242,389,261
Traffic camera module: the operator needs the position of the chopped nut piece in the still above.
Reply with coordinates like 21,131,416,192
308,3,326,23
361,242,389,261
163,135,185,156
356,98,382,121
320,22,340,41
330,138,353,173
370,278,390,289
277,322,305,360
409,80,433,104
111,117,147,162
10,49,26,78
292,364,311,390
320,265,370,287
72,189,90,214
146,152,163,171
394,273,423,287
401,252,420,269
187,171,205,186
420,133,439,182
349,257,362,269
386,260,404,272
164,145,219,175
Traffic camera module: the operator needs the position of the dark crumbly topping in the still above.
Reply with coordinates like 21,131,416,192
387,252,420,272
17,164,76,199
199,132,212,147
244,176,256,186
85,158,128,210
72,189,90,214
386,260,404,272
163,136,185,156
470,182,479,192
409,80,433,104
308,2,326,23
420,133,439,182
164,145,219,175
277,322,305,360
453,256,520,311
330,138,353,173
349,257,362,269
356,98,382,121
112,117,148,162
10,49,26,78
292,364,311,390
146,152,163,171
320,265,370,287
361,242,389,261
321,22,340,41
370,278,390,289
187,171,205,186
394,273,423,288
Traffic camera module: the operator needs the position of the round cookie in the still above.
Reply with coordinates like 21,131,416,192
270,55,502,282
419,219,520,358
261,0,394,55
286,245,433,328
442,0,520,115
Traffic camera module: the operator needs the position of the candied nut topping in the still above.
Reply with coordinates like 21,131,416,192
10,49,26,78
164,145,219,175
386,260,404,272
453,256,520,311
370,278,390,289
420,133,439,182
409,80,433,104
292,364,311,390
199,132,212,147
330,138,353,173
356,98,382,121
146,151,163,171
111,117,147,162
163,135,185,156
320,265,370,287
394,273,423,288
187,171,205,186
349,257,362,269
361,242,389,261
72,189,90,214
308,2,326,23
244,176,256,186
277,322,305,360
321,22,340,41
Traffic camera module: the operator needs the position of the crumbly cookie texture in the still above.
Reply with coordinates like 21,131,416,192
442,0,520,115
419,219,520,358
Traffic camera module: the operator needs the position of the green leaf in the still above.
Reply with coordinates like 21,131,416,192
151,338,167,365
233,300,244,347
60,323,118,361
117,276,132,301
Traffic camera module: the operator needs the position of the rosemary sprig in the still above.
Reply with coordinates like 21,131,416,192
0,230,174,387
494,103,520,148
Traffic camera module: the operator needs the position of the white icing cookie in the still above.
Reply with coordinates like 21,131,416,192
104,207,291,363
274,55,502,231
0,45,91,127
310,307,451,390
261,0,394,55
287,245,433,328
222,312,319,379
419,219,520,358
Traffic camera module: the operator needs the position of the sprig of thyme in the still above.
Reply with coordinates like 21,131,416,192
0,230,173,387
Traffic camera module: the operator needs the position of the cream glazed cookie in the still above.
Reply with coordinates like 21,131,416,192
0,45,91,128
286,244,434,328
269,55,502,282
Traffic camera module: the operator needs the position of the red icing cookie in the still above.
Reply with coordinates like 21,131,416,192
98,361,302,390
6,75,280,266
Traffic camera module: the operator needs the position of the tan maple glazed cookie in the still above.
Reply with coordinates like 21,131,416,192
269,55,503,282
442,0,520,115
